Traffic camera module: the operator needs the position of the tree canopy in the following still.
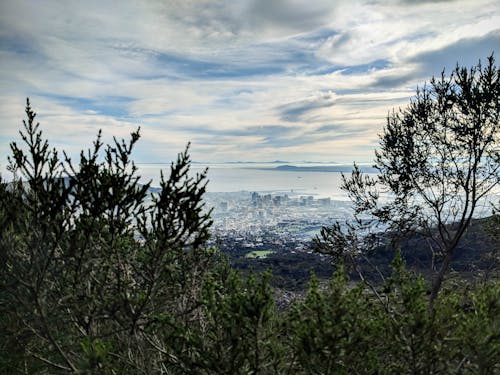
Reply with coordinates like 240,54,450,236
315,55,500,305
1,99,216,372
1,87,498,373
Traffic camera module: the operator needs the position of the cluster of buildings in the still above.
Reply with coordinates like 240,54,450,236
250,192,333,209
204,191,353,255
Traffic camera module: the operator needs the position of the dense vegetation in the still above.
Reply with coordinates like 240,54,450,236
316,55,500,306
224,212,498,292
1,57,499,374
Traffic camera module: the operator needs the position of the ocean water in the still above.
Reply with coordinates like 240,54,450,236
136,162,499,219
136,163,362,200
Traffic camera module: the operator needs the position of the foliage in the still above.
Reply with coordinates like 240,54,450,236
158,267,283,375
0,99,214,373
1,100,498,374
480,203,500,279
315,55,500,304
285,267,381,374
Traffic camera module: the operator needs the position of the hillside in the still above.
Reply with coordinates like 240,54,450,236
229,215,499,290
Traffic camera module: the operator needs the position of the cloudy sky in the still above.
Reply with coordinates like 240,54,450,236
1,0,499,167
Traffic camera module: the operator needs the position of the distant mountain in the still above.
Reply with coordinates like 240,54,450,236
190,161,292,165
273,164,378,173
139,160,377,166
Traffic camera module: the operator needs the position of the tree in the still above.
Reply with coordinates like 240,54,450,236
0,99,215,373
286,267,382,374
315,55,500,306
162,269,283,374
2,98,499,374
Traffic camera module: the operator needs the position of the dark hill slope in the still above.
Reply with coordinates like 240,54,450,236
362,215,499,280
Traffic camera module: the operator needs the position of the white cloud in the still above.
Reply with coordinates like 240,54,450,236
1,0,499,168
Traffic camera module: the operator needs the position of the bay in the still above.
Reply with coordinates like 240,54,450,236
136,163,366,200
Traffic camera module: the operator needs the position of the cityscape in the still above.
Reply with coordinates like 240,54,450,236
204,191,353,257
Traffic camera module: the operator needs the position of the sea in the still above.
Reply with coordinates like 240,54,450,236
136,163,364,201
136,162,499,219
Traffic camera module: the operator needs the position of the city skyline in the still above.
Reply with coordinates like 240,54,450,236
1,0,499,168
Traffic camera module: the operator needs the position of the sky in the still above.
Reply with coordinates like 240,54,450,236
1,0,499,167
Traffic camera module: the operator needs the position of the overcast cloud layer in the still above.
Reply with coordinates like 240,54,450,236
1,0,499,166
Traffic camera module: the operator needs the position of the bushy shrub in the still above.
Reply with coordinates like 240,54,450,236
0,99,215,373
1,101,498,374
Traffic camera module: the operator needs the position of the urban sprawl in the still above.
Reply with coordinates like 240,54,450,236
204,191,353,257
